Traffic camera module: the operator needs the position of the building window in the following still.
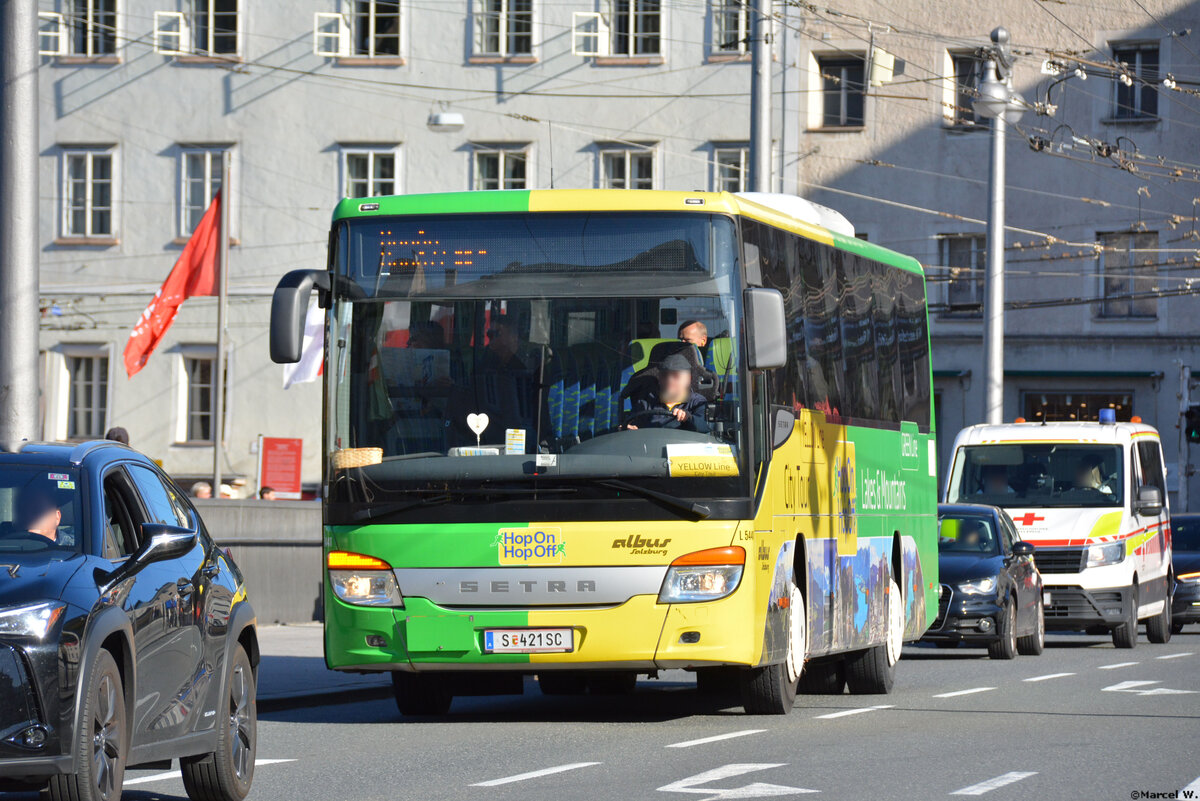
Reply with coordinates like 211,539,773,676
711,0,748,54
65,353,109,439
612,0,661,57
474,147,528,190
62,149,114,239
192,0,238,55
1112,43,1159,120
818,55,866,128
713,145,747,193
937,234,985,316
1098,231,1158,318
68,0,116,56
948,52,984,127
474,0,532,57
1022,391,1133,423
601,148,655,189
350,0,400,57
180,147,226,237
183,355,220,442
342,148,398,198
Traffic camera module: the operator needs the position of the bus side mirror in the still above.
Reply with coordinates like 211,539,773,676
744,288,786,371
270,269,330,364
1136,485,1164,517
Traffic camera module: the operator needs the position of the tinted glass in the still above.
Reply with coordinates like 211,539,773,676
0,465,84,556
128,464,191,527
951,444,1124,508
938,513,999,555
1174,517,1200,551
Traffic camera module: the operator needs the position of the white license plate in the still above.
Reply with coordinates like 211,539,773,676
483,628,574,654
1043,592,1052,605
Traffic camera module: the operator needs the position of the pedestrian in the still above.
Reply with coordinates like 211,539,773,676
259,486,277,501
192,481,212,499
104,427,129,446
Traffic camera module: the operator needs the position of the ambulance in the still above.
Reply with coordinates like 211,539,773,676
943,410,1174,647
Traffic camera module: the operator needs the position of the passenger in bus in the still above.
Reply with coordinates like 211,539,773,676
1073,453,1112,494
678,320,709,351
978,464,1014,495
625,353,709,433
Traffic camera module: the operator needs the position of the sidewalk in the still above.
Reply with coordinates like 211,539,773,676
256,623,392,710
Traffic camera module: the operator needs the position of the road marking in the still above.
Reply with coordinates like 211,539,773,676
815,704,894,719
1182,774,1200,794
666,729,767,748
657,763,817,798
949,771,1037,796
933,687,995,698
1157,652,1193,660
1102,680,1197,696
1022,672,1075,683
471,762,602,787
1098,661,1139,670
123,758,295,787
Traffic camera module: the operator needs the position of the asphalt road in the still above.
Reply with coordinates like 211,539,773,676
37,632,1200,801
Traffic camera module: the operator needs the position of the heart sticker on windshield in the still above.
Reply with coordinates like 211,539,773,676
467,413,490,444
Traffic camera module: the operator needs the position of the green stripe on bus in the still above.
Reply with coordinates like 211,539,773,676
332,191,532,222
328,522,528,567
829,229,925,275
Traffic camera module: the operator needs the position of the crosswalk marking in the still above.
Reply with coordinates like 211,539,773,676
950,771,1038,796
1023,673,1075,683
666,730,766,749
471,762,602,787
815,704,894,719
934,687,995,698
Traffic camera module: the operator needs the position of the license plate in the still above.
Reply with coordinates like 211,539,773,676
483,628,574,654
1043,592,1052,605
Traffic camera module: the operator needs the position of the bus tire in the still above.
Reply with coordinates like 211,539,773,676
391,672,453,716
797,659,845,695
1112,585,1139,649
1016,596,1046,656
1146,585,1173,644
537,672,588,696
845,578,902,695
988,596,1018,660
740,584,804,714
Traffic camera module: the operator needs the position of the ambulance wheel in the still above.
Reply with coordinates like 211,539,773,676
1111,585,1138,649
1146,586,1173,644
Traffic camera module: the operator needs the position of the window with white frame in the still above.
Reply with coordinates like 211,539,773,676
1112,42,1159,120
182,352,226,443
937,234,985,316
350,0,401,57
612,0,661,57
600,147,655,189
180,147,227,237
1098,230,1158,318
192,0,238,55
65,350,109,440
67,0,117,56
342,148,398,198
474,0,532,57
474,147,528,190
948,51,985,128
711,0,748,54
713,145,747,193
818,55,866,128
62,148,114,239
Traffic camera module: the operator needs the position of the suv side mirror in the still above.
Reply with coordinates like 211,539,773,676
1012,541,1035,558
743,288,786,371
98,525,197,590
270,269,330,364
1136,485,1164,517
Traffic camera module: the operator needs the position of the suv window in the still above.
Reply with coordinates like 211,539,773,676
102,469,142,558
127,464,191,528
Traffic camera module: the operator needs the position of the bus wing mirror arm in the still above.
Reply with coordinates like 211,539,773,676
744,287,787,371
270,269,331,364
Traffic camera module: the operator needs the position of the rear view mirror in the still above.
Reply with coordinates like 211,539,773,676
1136,485,1164,517
1012,541,1035,558
270,269,330,364
743,288,786,371
98,525,197,590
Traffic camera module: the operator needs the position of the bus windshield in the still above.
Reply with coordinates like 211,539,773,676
326,212,748,514
950,443,1125,508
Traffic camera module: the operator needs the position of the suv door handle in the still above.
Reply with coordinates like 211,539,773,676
177,579,195,596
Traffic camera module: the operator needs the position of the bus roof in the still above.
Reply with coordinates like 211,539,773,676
953,420,1161,447
330,189,923,275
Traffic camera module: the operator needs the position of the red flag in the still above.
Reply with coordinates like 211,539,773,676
124,191,222,377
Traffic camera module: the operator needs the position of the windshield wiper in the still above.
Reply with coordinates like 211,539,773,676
595,479,711,520
352,487,578,522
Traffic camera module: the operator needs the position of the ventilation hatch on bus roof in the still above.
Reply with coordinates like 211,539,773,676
734,192,856,238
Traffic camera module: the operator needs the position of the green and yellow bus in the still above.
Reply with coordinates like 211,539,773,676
270,189,938,715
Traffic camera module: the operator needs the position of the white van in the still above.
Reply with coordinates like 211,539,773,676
944,416,1174,647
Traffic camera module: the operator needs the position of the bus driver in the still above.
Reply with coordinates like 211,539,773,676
625,353,709,434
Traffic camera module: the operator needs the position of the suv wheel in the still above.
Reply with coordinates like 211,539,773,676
182,644,257,801
47,649,126,801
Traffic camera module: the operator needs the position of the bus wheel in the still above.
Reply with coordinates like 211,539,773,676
797,659,845,695
537,672,588,696
845,578,902,694
1146,590,1173,644
391,672,453,716
740,584,804,715
1112,585,1139,649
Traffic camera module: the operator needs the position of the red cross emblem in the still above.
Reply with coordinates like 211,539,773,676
1011,512,1045,526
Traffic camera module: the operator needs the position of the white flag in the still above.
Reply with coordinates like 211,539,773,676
282,302,324,389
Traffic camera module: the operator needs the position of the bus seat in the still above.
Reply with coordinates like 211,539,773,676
629,338,672,373
645,341,717,402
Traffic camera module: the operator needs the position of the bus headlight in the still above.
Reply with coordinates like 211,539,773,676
328,551,404,607
658,546,745,604
1086,542,1125,568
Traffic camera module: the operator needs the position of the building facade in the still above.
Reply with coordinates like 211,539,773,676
34,0,1200,505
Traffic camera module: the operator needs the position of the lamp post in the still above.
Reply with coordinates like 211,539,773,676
973,27,1025,425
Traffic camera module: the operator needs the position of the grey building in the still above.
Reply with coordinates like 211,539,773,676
32,0,1200,505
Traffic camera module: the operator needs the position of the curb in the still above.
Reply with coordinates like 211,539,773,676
258,682,392,713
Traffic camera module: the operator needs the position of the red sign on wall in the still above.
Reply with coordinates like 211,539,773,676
259,437,303,499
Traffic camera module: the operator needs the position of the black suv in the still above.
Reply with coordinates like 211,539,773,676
0,441,258,801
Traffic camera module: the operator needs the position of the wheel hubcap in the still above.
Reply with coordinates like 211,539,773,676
785,585,806,682
886,579,903,666
228,665,253,781
92,674,120,799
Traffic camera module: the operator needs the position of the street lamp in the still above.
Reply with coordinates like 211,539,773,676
973,27,1025,425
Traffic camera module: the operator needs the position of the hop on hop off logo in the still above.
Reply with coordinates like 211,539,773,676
494,527,565,565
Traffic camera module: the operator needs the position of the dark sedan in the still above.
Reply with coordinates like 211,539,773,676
923,503,1045,659
0,441,257,801
1172,513,1200,633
